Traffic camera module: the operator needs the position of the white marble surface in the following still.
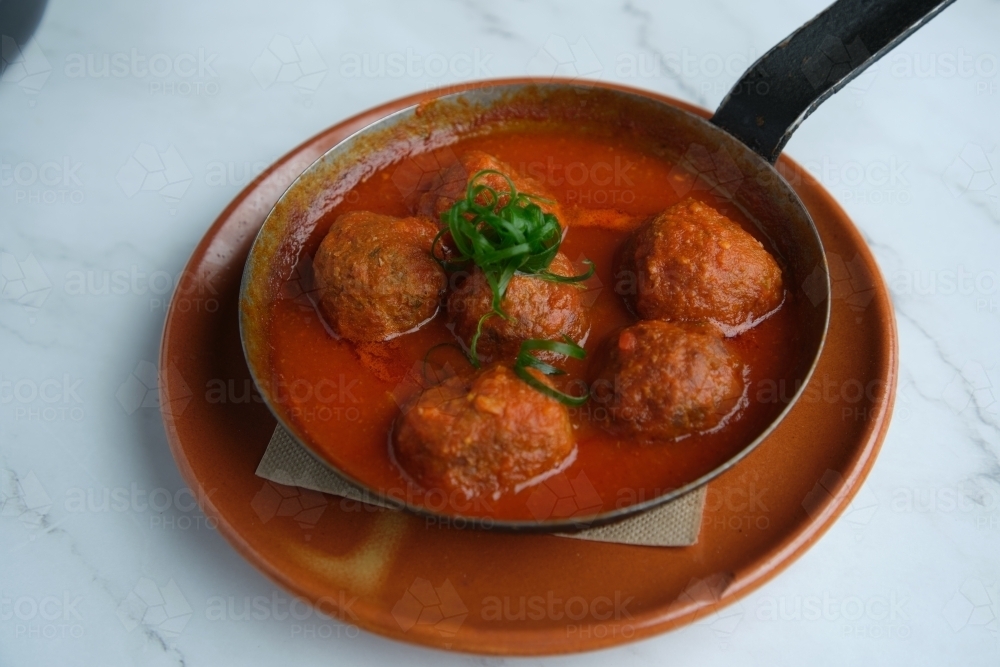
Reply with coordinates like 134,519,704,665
1,0,998,664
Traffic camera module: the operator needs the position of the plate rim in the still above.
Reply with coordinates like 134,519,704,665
159,78,898,655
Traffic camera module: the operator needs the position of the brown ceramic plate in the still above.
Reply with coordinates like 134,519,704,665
160,80,897,655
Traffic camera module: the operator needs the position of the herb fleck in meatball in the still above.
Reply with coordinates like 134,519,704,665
394,365,575,500
618,199,783,334
313,211,445,342
447,253,590,362
589,320,745,441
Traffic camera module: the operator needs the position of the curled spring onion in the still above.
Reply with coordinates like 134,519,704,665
433,169,594,366
513,338,589,407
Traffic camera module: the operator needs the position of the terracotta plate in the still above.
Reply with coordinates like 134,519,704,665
160,80,897,655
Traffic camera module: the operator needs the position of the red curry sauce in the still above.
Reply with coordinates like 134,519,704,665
268,127,805,521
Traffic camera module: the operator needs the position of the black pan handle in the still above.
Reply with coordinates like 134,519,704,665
711,0,956,163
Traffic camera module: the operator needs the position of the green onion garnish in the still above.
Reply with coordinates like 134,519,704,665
433,169,594,366
513,337,589,407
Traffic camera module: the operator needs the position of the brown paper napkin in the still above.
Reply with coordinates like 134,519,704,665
256,427,706,546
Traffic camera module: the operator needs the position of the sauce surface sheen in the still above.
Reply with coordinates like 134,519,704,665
268,127,804,520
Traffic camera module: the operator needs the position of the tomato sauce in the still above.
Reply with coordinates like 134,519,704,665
267,127,806,521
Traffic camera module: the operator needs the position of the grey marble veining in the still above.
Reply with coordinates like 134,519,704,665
1,0,998,664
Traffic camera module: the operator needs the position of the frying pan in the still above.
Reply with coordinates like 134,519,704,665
238,0,954,530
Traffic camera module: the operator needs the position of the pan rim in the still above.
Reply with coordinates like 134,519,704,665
237,78,832,532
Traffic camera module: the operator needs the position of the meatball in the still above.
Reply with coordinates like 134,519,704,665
618,199,783,333
394,365,575,500
418,150,563,223
448,253,590,362
312,211,445,342
589,320,745,441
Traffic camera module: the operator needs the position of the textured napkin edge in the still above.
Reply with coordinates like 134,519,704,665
256,426,705,547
